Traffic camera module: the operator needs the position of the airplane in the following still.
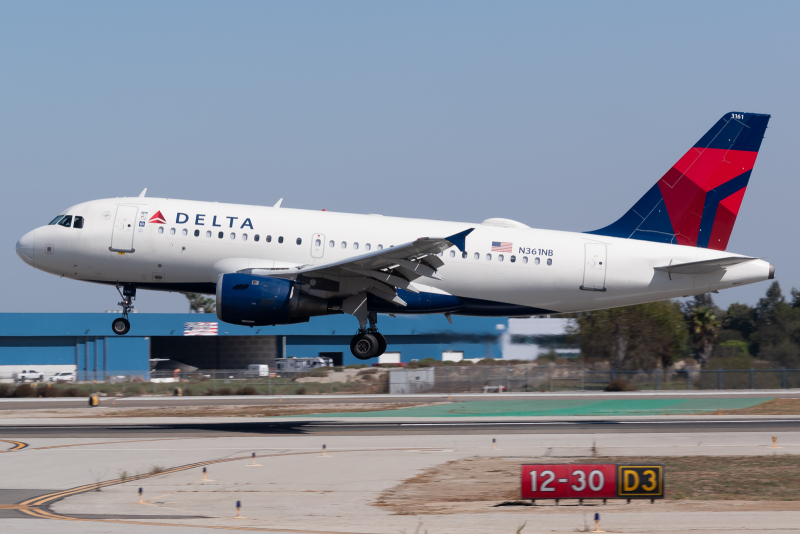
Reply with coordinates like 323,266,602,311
16,112,773,360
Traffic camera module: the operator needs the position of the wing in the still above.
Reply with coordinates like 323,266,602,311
654,256,759,275
243,228,474,306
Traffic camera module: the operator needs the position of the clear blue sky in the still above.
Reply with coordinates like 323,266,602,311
2,1,798,313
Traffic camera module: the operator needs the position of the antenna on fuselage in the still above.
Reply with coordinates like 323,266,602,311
138,188,147,198
273,198,283,208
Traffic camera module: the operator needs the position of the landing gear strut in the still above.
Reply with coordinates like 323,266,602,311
112,285,135,335
349,312,387,360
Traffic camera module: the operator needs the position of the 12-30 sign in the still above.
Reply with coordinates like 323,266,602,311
521,464,663,500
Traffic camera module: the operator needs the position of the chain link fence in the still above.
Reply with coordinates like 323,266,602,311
1,365,799,397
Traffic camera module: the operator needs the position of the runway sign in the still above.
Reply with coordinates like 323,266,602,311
521,464,663,500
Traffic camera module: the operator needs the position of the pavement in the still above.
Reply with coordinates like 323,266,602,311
1,394,799,533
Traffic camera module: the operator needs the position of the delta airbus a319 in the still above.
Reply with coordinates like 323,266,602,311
16,112,774,360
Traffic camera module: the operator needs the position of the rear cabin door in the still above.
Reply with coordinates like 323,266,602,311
581,243,607,291
110,205,139,252
310,233,325,258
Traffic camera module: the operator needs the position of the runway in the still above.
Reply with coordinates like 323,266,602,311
1,417,800,438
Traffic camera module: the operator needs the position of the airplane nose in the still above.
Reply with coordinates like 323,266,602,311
16,230,35,267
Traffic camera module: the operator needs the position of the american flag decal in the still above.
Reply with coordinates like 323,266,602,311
184,322,218,336
491,241,512,252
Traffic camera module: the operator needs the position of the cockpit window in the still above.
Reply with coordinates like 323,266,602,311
73,216,84,229
57,216,73,228
49,216,64,225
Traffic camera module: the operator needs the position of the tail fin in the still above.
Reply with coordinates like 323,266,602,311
587,112,770,250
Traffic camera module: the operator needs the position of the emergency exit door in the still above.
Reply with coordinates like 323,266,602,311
110,205,139,252
310,233,325,258
581,243,607,291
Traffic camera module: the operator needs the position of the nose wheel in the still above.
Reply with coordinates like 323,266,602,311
112,284,136,335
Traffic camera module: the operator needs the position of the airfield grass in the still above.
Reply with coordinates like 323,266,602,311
377,456,800,515
707,398,800,415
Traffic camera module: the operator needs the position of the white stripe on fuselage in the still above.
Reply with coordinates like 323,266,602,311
30,197,772,313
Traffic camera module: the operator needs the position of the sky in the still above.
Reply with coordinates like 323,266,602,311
2,1,799,313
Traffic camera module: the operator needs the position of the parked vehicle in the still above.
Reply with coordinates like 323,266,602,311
49,371,76,383
245,364,269,378
14,369,44,383
275,357,332,376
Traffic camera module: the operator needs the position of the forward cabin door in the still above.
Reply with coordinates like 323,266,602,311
581,243,607,291
310,233,325,258
110,205,139,253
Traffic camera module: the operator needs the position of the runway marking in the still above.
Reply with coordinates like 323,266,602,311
0,440,28,452
16,446,438,532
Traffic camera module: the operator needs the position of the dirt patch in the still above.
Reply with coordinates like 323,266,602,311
707,397,800,415
376,456,800,515
0,402,443,419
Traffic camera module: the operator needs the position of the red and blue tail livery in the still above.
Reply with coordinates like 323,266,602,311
588,112,770,250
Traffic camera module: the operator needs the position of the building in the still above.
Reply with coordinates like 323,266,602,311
0,314,576,378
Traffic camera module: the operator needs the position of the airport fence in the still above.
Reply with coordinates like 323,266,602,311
1,365,800,397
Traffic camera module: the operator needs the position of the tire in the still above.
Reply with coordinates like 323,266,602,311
112,317,131,335
350,333,379,360
373,332,387,357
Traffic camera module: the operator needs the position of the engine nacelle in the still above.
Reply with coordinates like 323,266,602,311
216,273,331,326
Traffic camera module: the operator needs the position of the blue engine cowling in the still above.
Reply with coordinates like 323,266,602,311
216,273,331,326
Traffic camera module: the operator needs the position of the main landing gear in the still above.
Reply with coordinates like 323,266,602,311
112,285,135,335
350,312,387,360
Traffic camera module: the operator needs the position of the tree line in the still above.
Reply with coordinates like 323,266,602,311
568,281,800,371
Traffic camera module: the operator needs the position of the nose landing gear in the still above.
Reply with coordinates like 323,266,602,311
112,284,135,335
349,312,387,360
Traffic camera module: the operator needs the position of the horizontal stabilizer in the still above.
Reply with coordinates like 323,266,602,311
654,256,759,275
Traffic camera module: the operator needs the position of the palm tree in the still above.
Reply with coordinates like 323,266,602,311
185,293,216,314
690,307,720,366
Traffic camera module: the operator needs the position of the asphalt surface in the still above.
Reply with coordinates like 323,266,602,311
2,390,799,410
2,418,800,438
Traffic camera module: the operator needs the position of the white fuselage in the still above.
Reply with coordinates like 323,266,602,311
17,197,772,315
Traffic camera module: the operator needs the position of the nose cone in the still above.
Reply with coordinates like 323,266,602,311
16,230,35,267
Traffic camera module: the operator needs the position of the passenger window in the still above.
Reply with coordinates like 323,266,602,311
353,242,359,250
194,229,200,237
365,243,371,251
498,254,504,262
510,255,516,263
450,250,455,258
181,228,188,236
48,216,63,225
58,216,72,228
474,252,480,260
377,244,383,250
218,231,223,239
230,232,236,239
158,227,164,234
266,235,272,243
296,238,302,245
486,253,492,261
170,228,176,235
547,258,553,266
278,236,284,244
242,233,248,241
206,230,212,238
461,251,468,259
535,257,540,265
73,216,84,229
329,240,334,248
522,256,528,264
254,234,260,242
341,241,347,248
315,239,321,246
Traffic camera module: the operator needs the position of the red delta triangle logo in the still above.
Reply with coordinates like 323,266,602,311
148,211,167,224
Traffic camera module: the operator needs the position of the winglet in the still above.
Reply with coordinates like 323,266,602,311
273,198,283,208
445,228,474,252
138,188,147,198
